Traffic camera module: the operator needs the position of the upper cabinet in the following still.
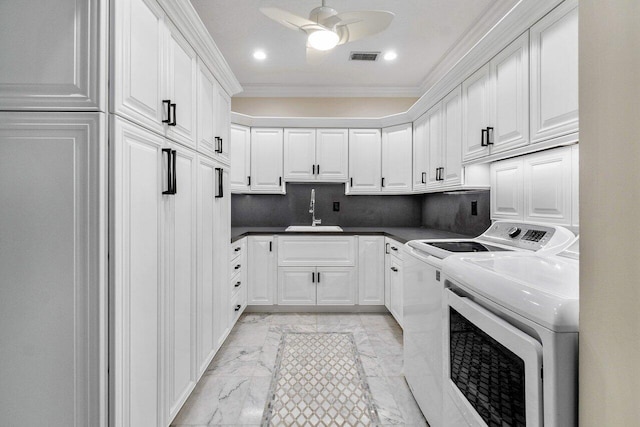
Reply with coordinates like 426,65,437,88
348,129,382,194
230,124,251,192
250,128,284,194
412,114,429,192
283,128,348,182
0,0,106,111
381,123,413,193
463,32,529,161
530,0,579,143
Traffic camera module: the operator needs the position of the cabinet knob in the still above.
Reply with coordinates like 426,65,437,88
391,267,398,272
234,304,241,312
234,247,241,252
234,281,241,288
391,246,398,251
235,264,241,270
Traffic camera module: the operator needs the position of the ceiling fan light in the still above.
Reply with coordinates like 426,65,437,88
307,29,339,51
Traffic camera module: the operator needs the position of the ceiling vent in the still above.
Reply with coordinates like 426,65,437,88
349,51,380,61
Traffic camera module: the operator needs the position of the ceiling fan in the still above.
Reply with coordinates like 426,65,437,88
260,1,394,63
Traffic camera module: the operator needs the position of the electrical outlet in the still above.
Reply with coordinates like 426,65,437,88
471,200,478,216
333,202,340,212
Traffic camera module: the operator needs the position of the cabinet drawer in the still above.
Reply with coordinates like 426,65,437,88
230,291,243,326
230,269,245,299
277,236,356,266
229,257,243,275
230,238,246,260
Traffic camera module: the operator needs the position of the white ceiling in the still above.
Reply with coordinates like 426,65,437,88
190,0,520,97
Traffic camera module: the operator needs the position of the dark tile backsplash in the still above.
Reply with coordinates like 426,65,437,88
421,190,491,236
232,183,491,235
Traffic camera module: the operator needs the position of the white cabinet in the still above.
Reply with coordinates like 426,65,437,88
214,83,231,163
248,236,277,305
0,112,104,426
229,237,247,328
463,33,529,161
381,123,413,193
230,124,251,192
197,62,218,157
427,87,463,190
278,268,317,305
278,236,356,267
412,114,429,191
316,129,349,181
284,128,316,181
316,267,357,305
530,0,579,143
0,0,105,110
384,238,404,327
490,145,577,228
213,165,231,349
358,236,385,305
250,128,284,193
348,129,382,193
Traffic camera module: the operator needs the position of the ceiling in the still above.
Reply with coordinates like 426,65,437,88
190,0,520,97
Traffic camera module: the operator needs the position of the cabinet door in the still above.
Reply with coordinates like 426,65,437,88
248,236,277,305
165,144,197,419
196,62,216,157
284,128,316,181
348,129,382,193
462,63,492,161
425,103,443,189
112,0,166,135
530,0,579,143
388,257,403,327
0,112,104,426
165,19,197,149
316,128,349,181
491,32,529,153
412,114,428,191
523,146,572,225
381,123,413,193
196,155,216,375
0,0,104,110
214,84,231,163
490,157,524,221
213,166,231,349
358,237,385,305
278,268,316,305
442,87,463,187
112,117,164,427
230,124,251,192
250,128,284,193
316,267,356,305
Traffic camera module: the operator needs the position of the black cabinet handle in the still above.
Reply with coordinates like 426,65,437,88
317,164,320,174
162,100,171,124
317,272,321,283
162,148,177,195
247,176,251,186
312,165,316,175
234,264,241,270
234,304,241,312
350,177,353,187
385,243,390,254
172,150,177,193
481,128,488,147
234,247,241,252
391,267,398,272
486,127,494,145
219,137,223,153
311,272,315,283
381,177,385,187
435,167,440,181
422,172,426,184
269,241,272,252
279,177,282,186
234,281,241,288
391,246,398,251
215,167,223,198
169,103,177,126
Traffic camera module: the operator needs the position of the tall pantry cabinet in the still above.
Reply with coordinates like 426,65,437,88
0,0,241,426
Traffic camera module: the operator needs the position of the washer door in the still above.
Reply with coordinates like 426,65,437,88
443,289,543,427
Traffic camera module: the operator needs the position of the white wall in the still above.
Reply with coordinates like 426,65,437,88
231,97,418,118
579,1,640,425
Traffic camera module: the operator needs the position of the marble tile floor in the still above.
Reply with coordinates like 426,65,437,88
171,312,429,427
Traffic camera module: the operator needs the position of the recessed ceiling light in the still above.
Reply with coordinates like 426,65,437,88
383,51,397,61
253,50,267,60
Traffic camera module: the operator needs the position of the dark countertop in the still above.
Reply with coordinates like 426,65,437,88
230,226,470,244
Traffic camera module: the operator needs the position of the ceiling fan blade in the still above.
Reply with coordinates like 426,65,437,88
259,7,315,31
306,45,331,65
333,10,394,44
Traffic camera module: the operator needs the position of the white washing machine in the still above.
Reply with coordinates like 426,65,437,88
403,222,574,427
441,237,580,427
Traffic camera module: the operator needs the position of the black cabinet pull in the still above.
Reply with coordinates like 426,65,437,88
391,246,398,251
317,272,321,283
234,264,241,270
279,177,282,186
169,103,177,126
312,165,316,175
311,272,315,283
486,127,494,145
435,167,440,181
234,281,241,288
247,176,251,186
162,148,177,195
171,150,177,193
350,177,353,187
317,164,320,174
441,167,445,181
234,247,241,252
422,172,426,184
162,100,171,124
385,243,390,254
381,177,385,187
391,267,398,272
481,128,488,147
215,167,223,198
234,304,241,312
219,137,223,153
269,241,272,252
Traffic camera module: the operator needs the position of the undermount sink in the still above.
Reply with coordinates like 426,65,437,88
285,226,343,232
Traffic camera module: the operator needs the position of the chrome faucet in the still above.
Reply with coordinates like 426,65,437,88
309,189,322,226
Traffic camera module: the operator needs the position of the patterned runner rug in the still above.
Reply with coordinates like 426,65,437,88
262,332,380,427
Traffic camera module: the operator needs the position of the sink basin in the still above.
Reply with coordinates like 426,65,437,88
285,226,343,232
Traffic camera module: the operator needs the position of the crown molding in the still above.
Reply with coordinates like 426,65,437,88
159,0,243,96
235,84,422,98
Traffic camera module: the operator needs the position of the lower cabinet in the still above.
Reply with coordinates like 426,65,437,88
278,266,356,305
358,236,385,305
248,236,277,305
384,238,404,327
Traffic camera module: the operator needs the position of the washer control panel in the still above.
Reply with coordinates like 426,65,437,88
480,222,563,251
